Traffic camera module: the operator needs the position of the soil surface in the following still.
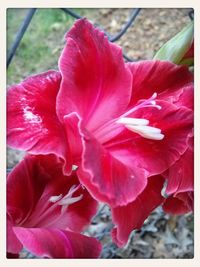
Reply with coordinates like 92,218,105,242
7,8,194,259
90,8,191,60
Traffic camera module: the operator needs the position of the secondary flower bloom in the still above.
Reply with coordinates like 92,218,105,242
7,154,101,258
7,19,194,246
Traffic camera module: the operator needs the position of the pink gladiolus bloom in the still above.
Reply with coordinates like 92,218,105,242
7,155,101,258
7,19,194,247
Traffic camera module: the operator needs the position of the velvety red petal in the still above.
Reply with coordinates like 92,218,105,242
7,70,71,173
77,126,148,207
57,18,132,132
171,84,194,110
13,227,102,258
105,101,193,179
63,112,83,165
166,146,194,195
127,60,193,107
162,191,193,215
111,176,165,247
7,155,47,225
72,100,192,207
7,154,98,232
7,218,22,254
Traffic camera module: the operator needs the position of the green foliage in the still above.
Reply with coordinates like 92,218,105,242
7,8,91,84
153,22,194,65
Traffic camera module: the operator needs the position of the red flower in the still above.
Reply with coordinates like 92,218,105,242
7,155,101,258
7,19,194,247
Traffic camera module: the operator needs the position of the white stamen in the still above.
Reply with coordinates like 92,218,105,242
117,117,149,126
140,132,165,140
59,194,83,206
48,184,83,215
125,124,164,140
150,100,156,105
151,92,158,99
60,194,83,215
49,194,63,203
117,117,164,141
67,184,78,195
126,125,161,134
139,104,162,110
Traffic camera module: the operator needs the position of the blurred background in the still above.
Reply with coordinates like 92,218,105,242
7,8,194,259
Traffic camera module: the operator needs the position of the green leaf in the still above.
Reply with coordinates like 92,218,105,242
153,22,194,64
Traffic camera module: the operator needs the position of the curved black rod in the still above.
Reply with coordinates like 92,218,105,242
6,8,37,68
61,8,82,19
109,8,141,42
123,53,134,62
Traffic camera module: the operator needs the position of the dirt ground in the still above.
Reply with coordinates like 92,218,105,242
90,8,191,60
7,8,194,259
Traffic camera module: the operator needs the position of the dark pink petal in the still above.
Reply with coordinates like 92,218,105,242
127,60,193,107
111,176,165,247
165,146,194,195
7,70,71,174
73,100,192,207
7,155,47,225
171,84,193,110
7,155,98,232
7,218,22,254
57,18,132,132
163,191,193,215
63,112,83,165
106,101,193,179
77,126,148,207
13,227,102,258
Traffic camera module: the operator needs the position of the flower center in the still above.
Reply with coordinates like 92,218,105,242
116,93,164,141
93,92,164,143
49,184,83,215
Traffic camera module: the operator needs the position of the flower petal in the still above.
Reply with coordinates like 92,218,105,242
7,155,47,225
7,70,71,173
77,126,148,207
170,84,193,110
13,227,102,258
111,176,165,247
165,146,194,195
7,154,98,232
7,218,22,254
127,60,193,107
68,100,192,207
162,191,193,215
57,18,132,132
105,100,193,179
